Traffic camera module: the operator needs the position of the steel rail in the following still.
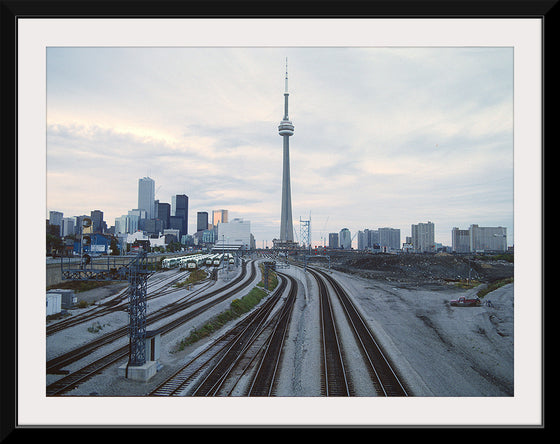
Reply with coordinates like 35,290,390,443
46,269,196,335
150,267,297,397
190,275,288,397
247,272,298,396
308,268,351,396
312,267,409,397
219,275,298,396
46,261,256,395
46,262,250,374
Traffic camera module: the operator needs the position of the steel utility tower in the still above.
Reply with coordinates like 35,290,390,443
61,247,150,370
300,216,311,251
278,58,295,243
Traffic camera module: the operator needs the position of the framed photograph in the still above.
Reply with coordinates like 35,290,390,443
7,0,551,431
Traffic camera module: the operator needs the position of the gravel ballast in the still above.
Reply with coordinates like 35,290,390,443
42,255,526,425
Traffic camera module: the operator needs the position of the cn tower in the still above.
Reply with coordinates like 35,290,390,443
278,59,295,243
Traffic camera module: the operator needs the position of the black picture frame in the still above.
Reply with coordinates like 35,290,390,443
4,0,554,436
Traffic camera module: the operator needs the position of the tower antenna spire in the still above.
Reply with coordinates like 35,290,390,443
285,57,289,93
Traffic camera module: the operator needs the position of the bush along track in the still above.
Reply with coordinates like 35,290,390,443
173,265,278,351
173,268,207,288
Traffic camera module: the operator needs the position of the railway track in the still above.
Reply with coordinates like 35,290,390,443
247,272,297,396
47,258,410,397
149,272,297,397
46,273,217,375
46,261,257,395
308,266,409,397
46,269,193,335
311,267,352,396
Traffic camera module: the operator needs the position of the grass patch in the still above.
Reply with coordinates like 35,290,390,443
46,280,118,293
174,268,207,288
87,321,110,333
454,279,481,290
257,263,278,290
173,265,280,352
76,300,89,309
475,253,514,263
174,286,269,352
477,277,514,298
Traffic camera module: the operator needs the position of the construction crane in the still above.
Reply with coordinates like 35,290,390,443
319,216,330,247
351,231,359,249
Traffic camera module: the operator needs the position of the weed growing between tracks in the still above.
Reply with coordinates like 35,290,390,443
172,267,278,352
173,268,207,288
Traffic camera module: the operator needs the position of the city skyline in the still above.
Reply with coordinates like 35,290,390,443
46,46,514,247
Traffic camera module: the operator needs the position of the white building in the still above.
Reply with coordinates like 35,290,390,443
149,234,167,249
217,218,251,249
126,231,148,244
46,292,61,316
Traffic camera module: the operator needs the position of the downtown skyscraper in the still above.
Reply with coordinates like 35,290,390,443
138,177,155,220
171,194,188,238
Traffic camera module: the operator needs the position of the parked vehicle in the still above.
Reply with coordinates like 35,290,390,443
450,296,482,307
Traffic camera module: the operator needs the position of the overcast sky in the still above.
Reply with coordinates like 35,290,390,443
46,46,514,247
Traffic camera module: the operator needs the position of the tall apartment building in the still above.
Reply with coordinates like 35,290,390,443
411,221,435,252
451,225,507,253
366,229,380,248
49,211,63,236
61,217,75,237
357,230,367,250
378,227,401,251
354,228,388,251
328,232,339,249
339,228,351,249
138,177,155,219
451,227,471,253
469,224,507,252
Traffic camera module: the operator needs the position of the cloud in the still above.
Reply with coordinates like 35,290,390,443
46,46,514,246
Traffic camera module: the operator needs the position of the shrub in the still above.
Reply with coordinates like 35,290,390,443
174,269,207,288
477,277,514,298
174,286,268,351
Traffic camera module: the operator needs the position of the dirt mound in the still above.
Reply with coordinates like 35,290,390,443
328,252,513,287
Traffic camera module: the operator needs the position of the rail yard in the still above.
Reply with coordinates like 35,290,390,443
45,252,514,398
